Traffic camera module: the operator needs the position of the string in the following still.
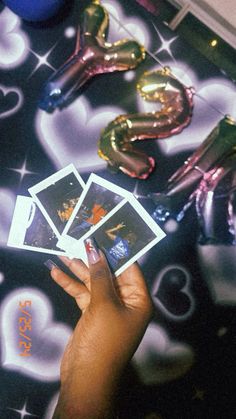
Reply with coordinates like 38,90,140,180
108,10,229,119
194,92,226,117
108,10,166,68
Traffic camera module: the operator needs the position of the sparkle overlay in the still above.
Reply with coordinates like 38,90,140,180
7,158,37,183
8,400,38,418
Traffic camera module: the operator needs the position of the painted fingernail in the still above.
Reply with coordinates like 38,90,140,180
84,237,100,265
58,255,72,265
44,259,60,271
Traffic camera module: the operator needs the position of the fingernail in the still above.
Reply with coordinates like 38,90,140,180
84,237,100,265
58,255,72,264
44,259,60,271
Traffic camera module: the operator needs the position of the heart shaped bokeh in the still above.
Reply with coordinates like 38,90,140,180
0,84,23,118
0,7,30,68
43,392,59,419
103,0,151,48
133,322,194,384
152,264,195,320
0,188,16,247
36,96,125,172
1,287,72,381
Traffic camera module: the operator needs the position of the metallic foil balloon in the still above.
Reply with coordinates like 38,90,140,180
39,0,146,111
195,153,236,245
98,67,194,179
197,180,236,304
151,116,236,223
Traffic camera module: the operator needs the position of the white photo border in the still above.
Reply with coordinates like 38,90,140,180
7,196,66,256
58,196,166,276
60,172,133,244
28,164,85,238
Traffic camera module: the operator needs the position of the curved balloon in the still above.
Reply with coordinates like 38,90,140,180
98,67,194,179
39,0,146,111
151,115,236,223
195,153,236,245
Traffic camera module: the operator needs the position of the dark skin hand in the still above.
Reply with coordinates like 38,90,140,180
50,238,153,418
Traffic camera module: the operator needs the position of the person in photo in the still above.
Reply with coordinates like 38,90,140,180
103,222,138,270
69,197,111,239
57,198,79,223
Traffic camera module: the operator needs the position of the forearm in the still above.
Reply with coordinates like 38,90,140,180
106,224,122,234
106,231,116,240
53,366,120,419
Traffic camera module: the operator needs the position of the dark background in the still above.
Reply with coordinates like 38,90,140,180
0,1,235,418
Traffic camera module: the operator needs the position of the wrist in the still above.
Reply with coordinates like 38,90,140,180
54,363,121,419
53,394,117,419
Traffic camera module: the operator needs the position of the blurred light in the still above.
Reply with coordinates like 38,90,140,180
209,39,218,47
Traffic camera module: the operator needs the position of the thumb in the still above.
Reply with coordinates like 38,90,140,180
84,237,117,304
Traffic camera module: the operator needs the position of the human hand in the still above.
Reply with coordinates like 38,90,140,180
116,222,125,229
51,237,153,418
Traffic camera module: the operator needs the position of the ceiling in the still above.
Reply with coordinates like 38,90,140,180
168,0,236,48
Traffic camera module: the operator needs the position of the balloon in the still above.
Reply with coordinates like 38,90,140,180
151,116,236,223
98,67,194,179
2,0,66,22
39,0,146,112
197,241,236,305
196,153,236,245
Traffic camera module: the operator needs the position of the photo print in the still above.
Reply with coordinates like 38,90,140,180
7,196,66,256
59,196,166,276
28,164,85,237
58,173,132,249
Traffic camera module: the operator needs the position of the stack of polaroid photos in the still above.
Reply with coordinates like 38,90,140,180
8,164,166,276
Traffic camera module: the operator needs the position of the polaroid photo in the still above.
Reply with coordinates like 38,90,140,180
57,173,133,250
7,196,67,256
59,196,166,276
28,164,85,237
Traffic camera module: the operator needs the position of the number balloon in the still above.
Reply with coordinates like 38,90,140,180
151,116,236,223
98,67,194,179
196,152,236,245
39,0,146,111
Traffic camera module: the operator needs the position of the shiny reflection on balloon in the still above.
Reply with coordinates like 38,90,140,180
39,0,145,111
151,116,236,223
98,67,194,179
196,154,236,245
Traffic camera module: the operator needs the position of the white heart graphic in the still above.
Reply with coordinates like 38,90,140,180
0,272,5,284
0,8,30,68
103,0,151,48
0,188,16,247
0,84,23,119
152,264,195,320
1,287,72,381
35,96,125,172
43,392,59,419
133,322,194,384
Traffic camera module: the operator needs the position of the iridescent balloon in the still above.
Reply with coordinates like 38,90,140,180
98,67,194,179
196,153,236,245
151,115,236,223
39,0,146,111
